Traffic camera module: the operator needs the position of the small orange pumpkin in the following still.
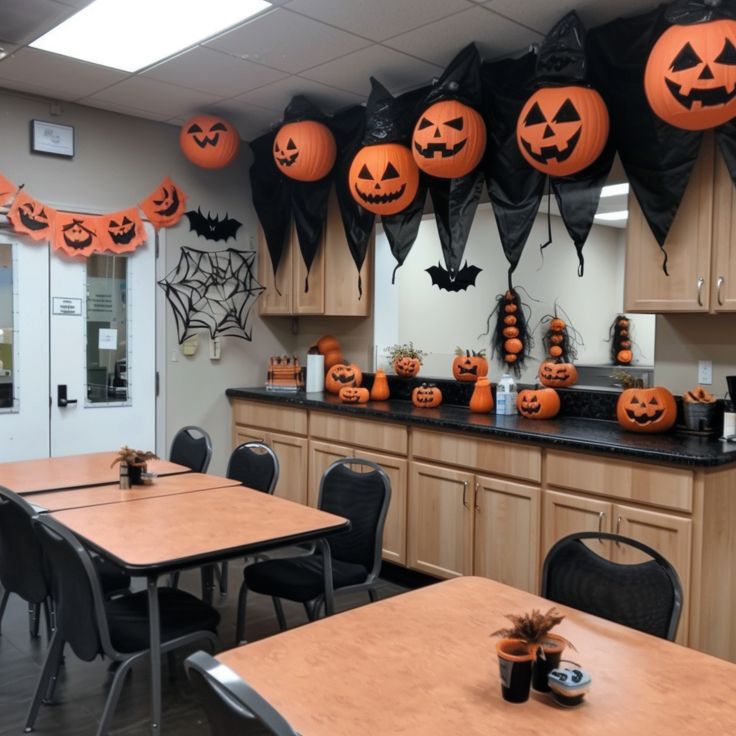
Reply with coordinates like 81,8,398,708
452,349,488,382
538,361,579,388
617,349,633,365
317,335,341,355
502,326,520,338
411,383,442,408
517,388,561,420
469,377,493,413
504,338,523,355
339,386,369,404
273,120,336,181
325,363,363,395
393,357,421,378
369,369,390,401
179,114,240,169
616,386,677,433
504,315,517,326
323,350,346,371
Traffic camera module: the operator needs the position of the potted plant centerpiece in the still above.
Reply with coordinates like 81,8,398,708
111,446,158,487
386,342,427,379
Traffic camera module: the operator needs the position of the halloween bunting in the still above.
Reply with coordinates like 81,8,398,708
53,212,102,257
7,192,57,241
0,173,18,206
99,208,146,254
139,176,187,230
179,114,240,169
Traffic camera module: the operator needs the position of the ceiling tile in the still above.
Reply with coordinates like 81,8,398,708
204,8,372,73
0,47,127,99
285,0,476,42
301,45,442,98
143,46,288,97
383,5,543,66
0,0,82,45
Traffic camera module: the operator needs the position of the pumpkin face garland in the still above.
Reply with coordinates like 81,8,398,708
179,114,240,169
7,192,57,241
412,99,486,179
411,383,443,408
139,177,187,229
517,387,561,419
349,143,419,216
53,213,101,257
616,386,677,434
645,19,736,130
517,86,609,177
452,349,488,383
100,208,146,253
272,121,336,182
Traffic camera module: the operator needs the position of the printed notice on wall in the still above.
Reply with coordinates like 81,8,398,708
98,328,118,350
52,297,82,316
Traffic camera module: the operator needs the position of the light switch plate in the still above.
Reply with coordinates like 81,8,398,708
698,360,713,385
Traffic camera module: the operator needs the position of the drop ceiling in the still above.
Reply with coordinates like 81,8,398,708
0,0,656,141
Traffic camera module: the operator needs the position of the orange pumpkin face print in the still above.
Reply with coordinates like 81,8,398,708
412,99,486,178
349,143,419,215
179,114,240,169
7,192,57,241
516,86,609,176
645,19,736,130
272,121,336,181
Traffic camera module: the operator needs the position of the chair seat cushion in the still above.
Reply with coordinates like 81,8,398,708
92,554,131,597
105,587,220,653
243,555,368,602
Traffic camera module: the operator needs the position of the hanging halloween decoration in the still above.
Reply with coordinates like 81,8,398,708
540,307,582,365
273,119,336,182
325,363,363,395
7,192,57,241
53,212,102,257
99,208,146,253
609,314,634,365
426,261,482,291
485,289,533,377
139,177,187,229
517,387,561,419
339,386,369,404
157,247,265,343
411,383,443,408
185,208,242,242
452,349,488,382
0,173,18,206
616,385,677,433
179,114,240,169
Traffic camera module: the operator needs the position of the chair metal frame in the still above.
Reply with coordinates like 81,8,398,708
541,530,683,642
169,424,213,473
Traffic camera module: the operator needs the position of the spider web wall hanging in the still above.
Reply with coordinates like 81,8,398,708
158,247,265,343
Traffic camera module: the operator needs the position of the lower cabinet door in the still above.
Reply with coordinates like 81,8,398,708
268,430,309,506
307,440,352,507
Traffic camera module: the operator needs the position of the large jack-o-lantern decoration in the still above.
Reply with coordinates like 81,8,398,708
645,18,736,130
616,386,677,434
179,114,240,169
516,86,609,177
272,120,336,182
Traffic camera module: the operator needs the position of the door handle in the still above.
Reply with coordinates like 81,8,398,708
697,276,704,307
597,511,606,543
57,384,78,408
462,480,469,509
717,276,725,306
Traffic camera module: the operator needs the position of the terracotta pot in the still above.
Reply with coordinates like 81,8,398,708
370,369,390,401
496,638,535,703
469,377,493,413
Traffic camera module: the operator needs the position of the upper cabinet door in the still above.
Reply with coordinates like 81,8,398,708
711,145,736,313
257,223,293,315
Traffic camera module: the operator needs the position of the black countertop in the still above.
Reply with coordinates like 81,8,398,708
226,387,736,469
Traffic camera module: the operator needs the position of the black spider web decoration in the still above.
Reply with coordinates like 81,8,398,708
158,247,265,343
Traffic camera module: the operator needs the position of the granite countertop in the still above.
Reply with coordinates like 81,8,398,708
226,387,736,468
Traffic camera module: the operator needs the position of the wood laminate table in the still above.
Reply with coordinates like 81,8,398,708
49,486,349,734
217,576,736,736
0,451,189,494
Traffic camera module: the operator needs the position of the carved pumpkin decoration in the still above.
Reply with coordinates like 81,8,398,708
370,369,390,401
273,120,336,181
412,99,486,178
452,349,488,382
645,19,736,130
339,386,369,404
516,86,609,177
179,114,240,169
517,387,561,420
325,363,363,395
538,361,579,388
349,143,419,215
411,383,443,408
393,357,421,378
616,386,677,433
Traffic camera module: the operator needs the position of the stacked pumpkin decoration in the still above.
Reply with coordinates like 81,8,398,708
616,383,677,434
316,334,345,371
411,383,443,408
609,315,633,365
452,348,488,382
517,387,561,420
489,289,532,376
538,312,579,389
179,114,240,169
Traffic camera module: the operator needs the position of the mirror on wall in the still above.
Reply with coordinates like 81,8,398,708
0,243,14,410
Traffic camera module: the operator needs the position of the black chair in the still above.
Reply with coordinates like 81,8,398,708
169,425,213,473
541,531,683,641
185,650,298,736
236,457,391,643
25,515,220,736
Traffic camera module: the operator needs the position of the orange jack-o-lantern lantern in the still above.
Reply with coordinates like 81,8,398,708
339,386,369,404
412,99,486,178
179,115,240,169
349,143,419,215
393,357,421,378
325,363,363,395
411,383,443,408
538,361,579,388
516,86,609,177
517,388,561,420
616,386,677,433
452,349,488,382
645,19,736,130
273,121,336,181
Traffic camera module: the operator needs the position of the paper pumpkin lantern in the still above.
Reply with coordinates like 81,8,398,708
179,115,240,169
616,386,677,434
273,120,336,181
349,143,419,215
517,388,561,420
412,99,486,178
516,86,609,176
645,19,736,130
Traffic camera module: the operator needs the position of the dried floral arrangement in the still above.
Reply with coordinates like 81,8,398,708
110,446,158,468
385,342,427,365
492,607,575,649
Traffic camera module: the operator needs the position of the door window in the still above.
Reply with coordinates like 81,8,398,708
0,243,16,413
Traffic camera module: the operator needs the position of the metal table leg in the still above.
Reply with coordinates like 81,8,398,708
147,575,162,733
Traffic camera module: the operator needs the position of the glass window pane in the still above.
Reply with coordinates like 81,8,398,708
86,254,128,404
0,244,13,411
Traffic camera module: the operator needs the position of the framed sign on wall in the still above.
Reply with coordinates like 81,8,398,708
30,120,75,158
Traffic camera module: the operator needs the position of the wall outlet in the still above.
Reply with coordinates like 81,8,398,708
698,360,713,385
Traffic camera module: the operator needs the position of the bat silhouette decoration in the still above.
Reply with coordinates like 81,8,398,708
185,208,242,242
426,261,482,292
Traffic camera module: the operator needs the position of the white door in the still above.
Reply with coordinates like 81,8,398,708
0,223,157,461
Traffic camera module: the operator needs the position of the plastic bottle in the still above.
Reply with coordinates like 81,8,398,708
496,373,518,416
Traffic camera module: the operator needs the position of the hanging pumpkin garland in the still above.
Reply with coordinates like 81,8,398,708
609,314,634,365
485,289,533,377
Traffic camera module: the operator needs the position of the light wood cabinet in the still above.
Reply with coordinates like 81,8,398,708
257,189,372,317
625,133,736,313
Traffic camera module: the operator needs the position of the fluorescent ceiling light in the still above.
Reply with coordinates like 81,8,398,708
594,210,628,221
600,183,629,198
30,0,270,72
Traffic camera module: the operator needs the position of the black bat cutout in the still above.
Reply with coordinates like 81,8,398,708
425,261,482,292
185,208,242,242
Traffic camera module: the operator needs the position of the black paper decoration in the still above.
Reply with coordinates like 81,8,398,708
185,208,242,242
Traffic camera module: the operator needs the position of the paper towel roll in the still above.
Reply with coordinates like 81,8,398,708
306,354,325,393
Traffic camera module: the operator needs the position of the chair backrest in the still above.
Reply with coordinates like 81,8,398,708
31,515,117,661
185,651,299,736
317,458,391,577
0,487,49,604
169,425,213,473
226,442,279,494
541,531,683,641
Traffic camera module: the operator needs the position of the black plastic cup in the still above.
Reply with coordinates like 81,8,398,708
496,639,534,703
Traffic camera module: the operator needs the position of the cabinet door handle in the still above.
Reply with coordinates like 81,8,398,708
462,480,469,509
615,516,622,546
697,276,705,306
474,481,480,512
597,511,605,542
717,276,725,306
